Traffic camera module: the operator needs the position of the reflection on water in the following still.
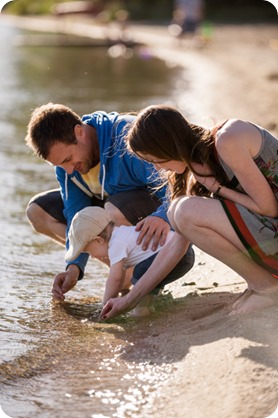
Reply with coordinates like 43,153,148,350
0,19,185,417
1,296,177,418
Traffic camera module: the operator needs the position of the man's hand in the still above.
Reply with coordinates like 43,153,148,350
52,264,80,301
135,216,170,251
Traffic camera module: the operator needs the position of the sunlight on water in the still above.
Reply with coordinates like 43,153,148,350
1,299,177,417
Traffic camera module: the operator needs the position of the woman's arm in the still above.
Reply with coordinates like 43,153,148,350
215,120,278,217
100,233,190,319
193,120,277,217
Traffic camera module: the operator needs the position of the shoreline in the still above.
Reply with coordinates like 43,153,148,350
2,14,278,131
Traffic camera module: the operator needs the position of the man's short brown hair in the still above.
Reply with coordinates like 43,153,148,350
25,102,82,159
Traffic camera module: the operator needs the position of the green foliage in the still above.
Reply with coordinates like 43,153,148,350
4,0,63,15
126,0,172,21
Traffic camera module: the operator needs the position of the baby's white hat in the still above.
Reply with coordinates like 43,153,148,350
65,206,111,262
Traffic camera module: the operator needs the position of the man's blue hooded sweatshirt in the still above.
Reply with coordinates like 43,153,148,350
55,111,169,278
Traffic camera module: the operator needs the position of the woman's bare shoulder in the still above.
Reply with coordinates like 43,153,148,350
216,119,261,155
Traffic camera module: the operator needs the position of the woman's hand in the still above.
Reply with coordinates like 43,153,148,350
191,163,219,193
135,216,170,251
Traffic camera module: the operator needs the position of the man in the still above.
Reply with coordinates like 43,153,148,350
25,103,188,301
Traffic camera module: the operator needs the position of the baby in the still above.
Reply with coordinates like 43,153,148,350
65,207,194,317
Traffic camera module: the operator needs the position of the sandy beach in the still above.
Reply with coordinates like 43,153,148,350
1,14,278,418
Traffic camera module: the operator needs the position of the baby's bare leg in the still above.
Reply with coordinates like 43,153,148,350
132,294,155,318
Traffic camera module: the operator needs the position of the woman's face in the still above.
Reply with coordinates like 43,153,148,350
137,152,187,174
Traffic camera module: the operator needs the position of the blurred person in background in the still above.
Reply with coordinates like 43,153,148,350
169,0,205,44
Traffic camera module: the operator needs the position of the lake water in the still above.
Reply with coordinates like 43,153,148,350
0,19,188,418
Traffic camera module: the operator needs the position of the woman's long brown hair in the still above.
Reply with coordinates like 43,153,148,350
126,105,228,200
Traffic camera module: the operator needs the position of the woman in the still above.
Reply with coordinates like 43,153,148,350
100,105,278,319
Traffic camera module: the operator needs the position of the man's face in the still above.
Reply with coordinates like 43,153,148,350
46,139,99,175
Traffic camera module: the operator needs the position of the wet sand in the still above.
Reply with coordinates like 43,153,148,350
1,15,278,418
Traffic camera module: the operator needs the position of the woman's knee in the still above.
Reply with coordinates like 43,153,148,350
168,196,191,224
167,197,184,229
168,196,201,232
